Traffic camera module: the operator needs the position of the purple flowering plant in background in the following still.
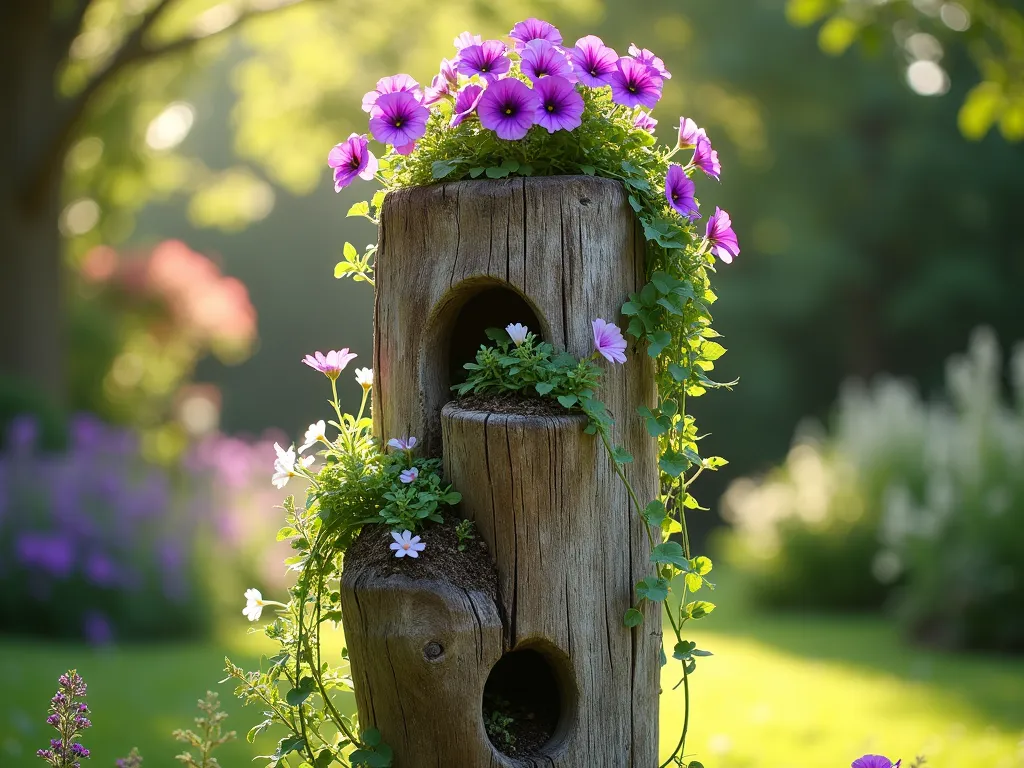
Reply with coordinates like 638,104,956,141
36,670,91,768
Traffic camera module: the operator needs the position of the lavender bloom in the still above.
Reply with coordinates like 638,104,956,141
37,670,91,768
450,84,485,128
478,78,540,140
454,31,482,50
505,323,529,345
457,40,510,84
692,134,721,180
368,91,429,148
509,18,563,51
302,349,357,379
361,73,422,113
628,43,672,79
390,530,426,558
520,39,575,82
665,164,700,221
83,612,114,646
387,436,418,451
610,57,663,108
533,76,584,133
7,414,38,452
706,207,740,264
593,319,628,364
424,58,459,105
399,466,419,484
676,116,706,148
328,134,377,191
633,111,658,133
569,35,618,88
17,533,75,578
852,757,902,768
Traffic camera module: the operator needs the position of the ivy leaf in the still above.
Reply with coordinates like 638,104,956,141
500,158,520,172
673,640,696,660
535,382,555,395
361,729,382,748
668,363,689,382
611,445,633,465
285,676,316,707
431,158,462,179
485,166,511,179
580,164,597,176
469,167,485,178
622,299,642,316
701,341,727,360
623,607,644,627
557,394,578,409
271,735,306,761
691,555,713,575
642,500,666,527
636,576,669,602
347,201,370,218
684,572,704,593
315,749,336,767
650,541,689,570
628,195,643,213
659,451,691,478
648,329,672,357
686,600,716,619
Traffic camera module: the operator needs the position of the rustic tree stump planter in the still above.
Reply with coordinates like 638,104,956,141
341,176,661,766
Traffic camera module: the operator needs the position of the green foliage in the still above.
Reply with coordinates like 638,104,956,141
377,458,462,533
173,692,235,768
482,702,517,753
454,518,476,552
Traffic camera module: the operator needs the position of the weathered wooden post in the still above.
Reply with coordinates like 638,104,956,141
341,176,660,766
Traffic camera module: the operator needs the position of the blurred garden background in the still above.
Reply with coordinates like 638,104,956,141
2,0,1023,765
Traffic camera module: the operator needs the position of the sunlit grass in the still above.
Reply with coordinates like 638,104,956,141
2,591,1022,767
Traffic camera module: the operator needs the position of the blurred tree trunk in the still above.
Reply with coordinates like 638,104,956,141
0,0,65,400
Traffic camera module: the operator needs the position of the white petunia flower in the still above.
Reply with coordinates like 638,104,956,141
506,323,529,346
355,367,373,392
272,442,314,489
389,530,426,558
299,420,327,454
243,588,265,621
400,466,420,484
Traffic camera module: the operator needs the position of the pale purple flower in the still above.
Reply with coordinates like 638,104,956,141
633,112,658,133
394,141,417,155
390,529,426,558
302,349,357,379
665,164,699,221
570,35,618,87
328,134,377,191
399,466,419,484
387,436,418,452
450,84,485,128
457,40,510,84
509,18,563,51
706,207,740,264
454,31,482,50
424,58,459,105
628,43,672,79
478,78,540,140
592,318,627,364
677,116,706,148
533,76,584,133
506,323,529,345
361,73,422,113
852,757,901,768
692,134,721,180
369,91,429,148
520,39,575,82
610,57,663,108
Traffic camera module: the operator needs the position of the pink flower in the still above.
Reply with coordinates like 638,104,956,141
705,207,740,264
390,530,426,558
387,436,418,451
628,43,672,79
399,466,419,484
677,116,706,148
852,757,901,768
302,349,357,380
327,133,377,191
361,74,422,114
633,112,658,133
692,134,721,180
592,318,627,364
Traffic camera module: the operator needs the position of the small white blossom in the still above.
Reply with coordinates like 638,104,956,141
299,420,327,454
389,530,426,558
355,367,373,391
400,466,419,484
272,442,314,489
243,588,265,621
506,323,529,346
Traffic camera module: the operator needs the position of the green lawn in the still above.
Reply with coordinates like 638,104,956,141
2,590,1022,768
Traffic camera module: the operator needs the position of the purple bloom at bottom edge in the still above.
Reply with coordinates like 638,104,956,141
477,79,540,141
852,756,901,768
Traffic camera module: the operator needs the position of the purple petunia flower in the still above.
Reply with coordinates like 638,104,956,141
677,116,706,148
609,57,663,108
852,757,901,768
477,78,540,140
665,164,699,221
509,18,563,51
692,134,721,180
628,43,672,79
424,58,459,105
593,318,628,364
633,111,658,133
369,91,429,148
520,39,575,82
454,31,482,50
457,40,511,84
570,35,618,88
533,76,584,133
302,349,357,380
361,73,422,114
327,134,377,191
387,436,418,452
450,84,485,128
705,207,740,264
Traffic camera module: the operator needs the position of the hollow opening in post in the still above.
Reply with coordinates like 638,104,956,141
482,643,576,759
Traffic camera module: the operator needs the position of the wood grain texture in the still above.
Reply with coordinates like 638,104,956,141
346,176,660,766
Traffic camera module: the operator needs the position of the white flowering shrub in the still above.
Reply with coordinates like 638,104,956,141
722,327,1024,649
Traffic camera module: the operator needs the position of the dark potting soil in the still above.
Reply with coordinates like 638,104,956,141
483,693,558,758
344,517,497,601
454,392,576,418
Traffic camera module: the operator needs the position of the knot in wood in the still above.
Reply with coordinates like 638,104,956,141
422,641,444,662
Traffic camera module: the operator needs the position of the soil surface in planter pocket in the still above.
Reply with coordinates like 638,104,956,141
455,392,575,417
345,517,498,601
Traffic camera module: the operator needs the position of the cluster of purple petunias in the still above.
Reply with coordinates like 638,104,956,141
327,19,740,265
